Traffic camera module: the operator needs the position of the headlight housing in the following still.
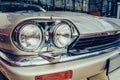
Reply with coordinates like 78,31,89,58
52,22,72,48
11,19,79,55
12,21,43,52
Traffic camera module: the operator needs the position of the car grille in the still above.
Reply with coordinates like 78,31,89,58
72,33,120,49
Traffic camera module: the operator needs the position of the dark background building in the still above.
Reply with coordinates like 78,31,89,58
0,0,120,18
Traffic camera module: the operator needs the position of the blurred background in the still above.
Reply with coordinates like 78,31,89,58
0,0,120,18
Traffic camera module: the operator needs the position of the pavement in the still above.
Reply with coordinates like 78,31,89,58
89,71,108,80
109,68,120,80
89,68,120,80
80,68,120,80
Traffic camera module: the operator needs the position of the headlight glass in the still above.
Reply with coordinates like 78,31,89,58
53,23,72,48
19,24,42,50
12,23,43,52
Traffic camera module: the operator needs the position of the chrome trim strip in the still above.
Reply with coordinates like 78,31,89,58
0,46,119,67
80,30,120,39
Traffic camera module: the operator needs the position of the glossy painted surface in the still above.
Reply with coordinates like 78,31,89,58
0,8,120,80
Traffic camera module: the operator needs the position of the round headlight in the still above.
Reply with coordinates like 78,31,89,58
53,22,72,48
12,22,43,52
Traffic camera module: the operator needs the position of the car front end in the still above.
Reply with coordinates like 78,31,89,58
0,12,120,80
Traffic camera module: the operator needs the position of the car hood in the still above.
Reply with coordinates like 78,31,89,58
42,11,120,34
0,12,120,34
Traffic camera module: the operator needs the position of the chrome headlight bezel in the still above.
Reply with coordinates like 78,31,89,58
12,21,44,52
52,21,72,48
10,19,79,55
51,20,78,48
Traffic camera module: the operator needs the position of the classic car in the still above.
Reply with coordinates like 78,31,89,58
0,2,120,80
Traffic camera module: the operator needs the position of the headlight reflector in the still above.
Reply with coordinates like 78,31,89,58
53,23,72,48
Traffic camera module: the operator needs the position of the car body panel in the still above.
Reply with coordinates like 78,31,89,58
0,2,120,80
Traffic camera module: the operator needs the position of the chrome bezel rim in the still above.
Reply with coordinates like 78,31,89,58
52,22,72,48
12,21,44,52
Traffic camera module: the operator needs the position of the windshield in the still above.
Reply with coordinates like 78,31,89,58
0,2,46,13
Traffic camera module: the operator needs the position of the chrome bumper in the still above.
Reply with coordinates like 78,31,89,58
0,46,119,67
1,47,120,80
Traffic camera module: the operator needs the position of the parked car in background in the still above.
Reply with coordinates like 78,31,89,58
0,2,46,13
0,2,120,80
